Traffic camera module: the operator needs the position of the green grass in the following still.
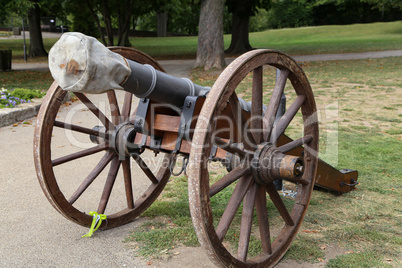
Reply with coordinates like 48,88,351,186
130,21,402,58
124,56,401,267
123,176,199,258
0,38,58,62
1,21,401,61
250,21,402,55
0,70,53,91
283,235,325,263
0,31,12,37
327,251,392,268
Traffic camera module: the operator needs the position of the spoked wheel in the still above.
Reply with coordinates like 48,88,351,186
188,50,319,267
34,47,172,229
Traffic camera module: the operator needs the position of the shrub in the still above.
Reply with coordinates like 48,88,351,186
0,88,44,108
267,0,314,29
10,88,44,100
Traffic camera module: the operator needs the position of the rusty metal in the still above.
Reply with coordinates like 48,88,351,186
34,45,359,268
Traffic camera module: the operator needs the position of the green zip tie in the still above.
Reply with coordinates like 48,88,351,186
82,211,107,238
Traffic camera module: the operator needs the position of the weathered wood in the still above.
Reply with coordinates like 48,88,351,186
266,182,294,226
263,69,289,142
209,165,251,197
122,92,133,120
270,95,306,144
251,66,263,144
216,175,253,241
68,151,115,204
122,159,134,209
107,90,121,125
256,185,272,254
98,157,121,213
34,47,172,229
188,50,319,267
75,92,115,130
52,143,108,167
238,182,258,261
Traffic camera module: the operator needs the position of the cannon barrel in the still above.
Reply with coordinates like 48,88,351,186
48,32,210,108
122,59,210,107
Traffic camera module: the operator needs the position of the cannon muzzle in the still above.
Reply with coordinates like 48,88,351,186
49,32,210,107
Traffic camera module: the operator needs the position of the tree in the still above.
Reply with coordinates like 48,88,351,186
5,0,48,57
116,0,133,46
225,0,270,54
194,0,226,70
83,0,131,46
28,0,47,57
65,0,99,38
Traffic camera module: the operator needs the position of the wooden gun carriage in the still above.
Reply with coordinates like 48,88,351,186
34,33,358,267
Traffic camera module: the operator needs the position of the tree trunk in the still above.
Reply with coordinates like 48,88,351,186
28,0,47,57
225,11,252,54
102,0,114,46
86,0,107,45
194,0,226,70
117,0,133,46
157,12,168,37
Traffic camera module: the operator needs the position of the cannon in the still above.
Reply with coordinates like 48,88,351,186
34,33,358,267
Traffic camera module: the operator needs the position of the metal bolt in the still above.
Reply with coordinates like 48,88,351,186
186,101,192,108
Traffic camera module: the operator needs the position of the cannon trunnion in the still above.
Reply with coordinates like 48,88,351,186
34,33,358,268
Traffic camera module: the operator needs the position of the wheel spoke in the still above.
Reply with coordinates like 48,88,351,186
255,185,272,254
68,151,114,204
132,154,159,184
216,175,253,241
98,157,121,214
278,134,313,153
266,182,294,226
122,159,134,209
75,92,115,130
210,165,251,197
229,94,255,149
270,95,306,145
238,182,258,262
214,137,252,158
107,90,121,125
52,143,109,167
263,69,289,142
122,92,133,120
251,66,263,144
54,121,110,139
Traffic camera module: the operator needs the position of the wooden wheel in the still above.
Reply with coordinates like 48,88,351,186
34,47,172,229
188,50,319,267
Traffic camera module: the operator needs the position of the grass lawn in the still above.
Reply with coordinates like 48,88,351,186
0,21,401,62
124,56,401,267
129,21,402,58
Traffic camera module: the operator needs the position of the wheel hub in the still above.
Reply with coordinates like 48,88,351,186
250,143,304,185
109,122,139,157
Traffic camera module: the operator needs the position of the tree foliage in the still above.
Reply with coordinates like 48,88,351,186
267,0,313,29
267,0,402,29
65,0,99,37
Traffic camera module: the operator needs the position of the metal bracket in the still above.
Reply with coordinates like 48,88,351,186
169,155,189,176
133,98,150,133
173,95,202,154
209,145,218,161
149,136,162,151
